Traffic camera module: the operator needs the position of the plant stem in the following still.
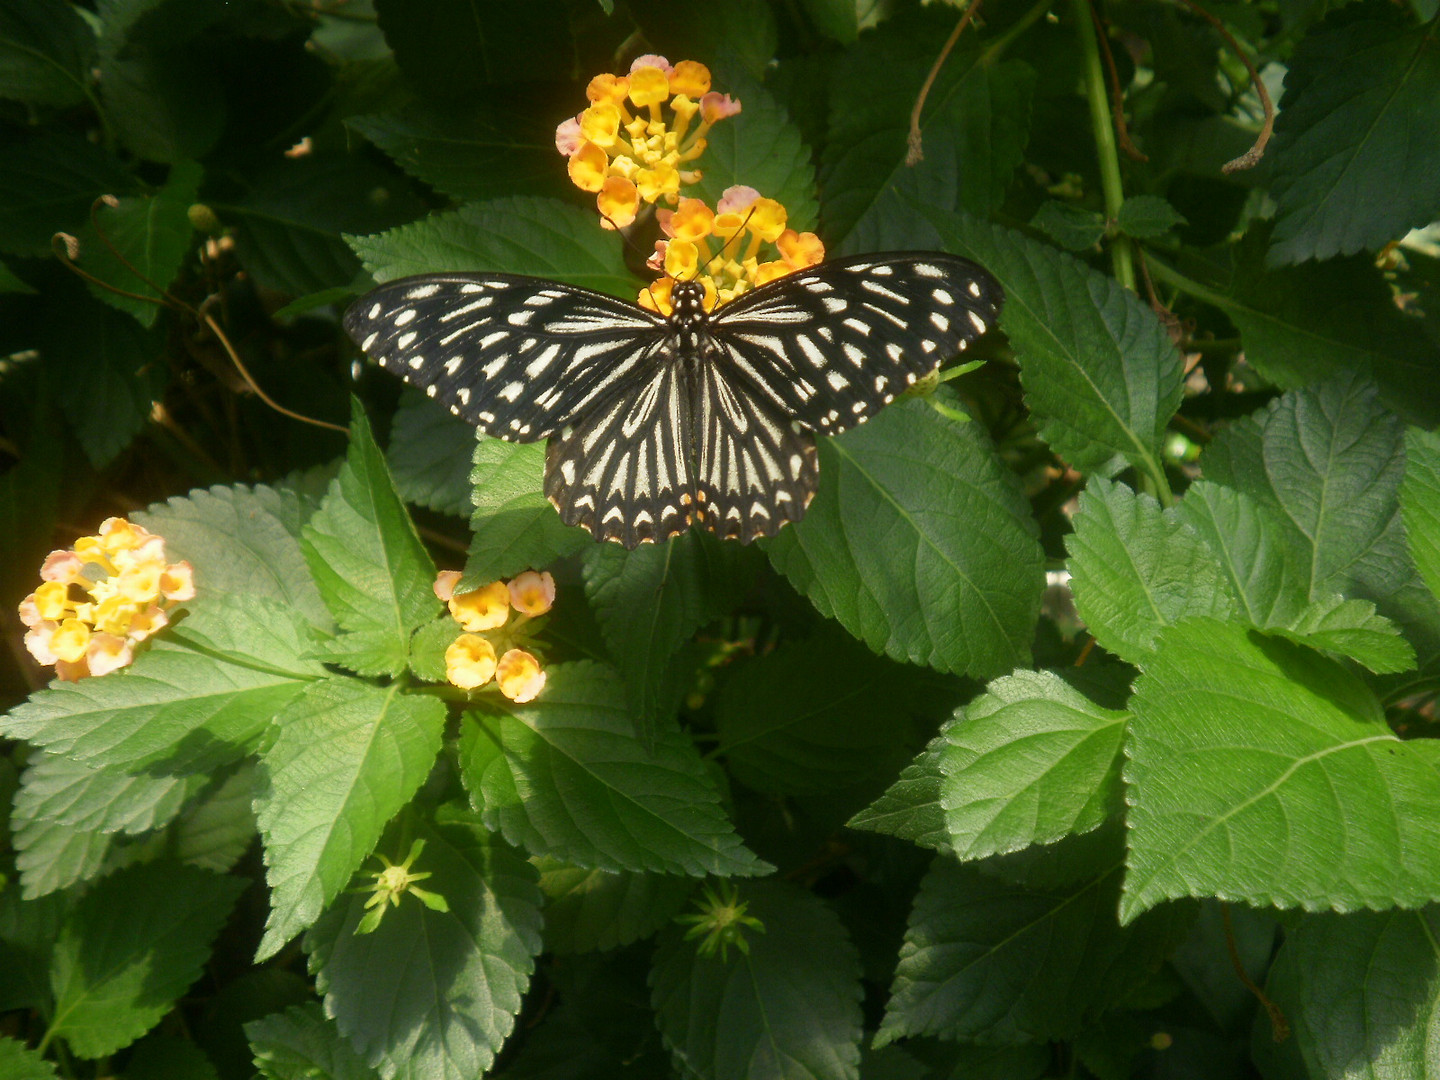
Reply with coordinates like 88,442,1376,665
1143,255,1235,311
1072,0,1135,291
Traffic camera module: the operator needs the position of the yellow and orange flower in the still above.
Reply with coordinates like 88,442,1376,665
19,517,194,681
640,186,825,314
556,56,741,230
435,569,554,700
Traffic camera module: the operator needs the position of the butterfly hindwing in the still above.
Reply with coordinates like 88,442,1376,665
342,274,666,441
544,362,694,547
694,359,817,541
707,252,1002,436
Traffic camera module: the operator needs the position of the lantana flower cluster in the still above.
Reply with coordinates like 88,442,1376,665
642,185,825,313
556,56,740,232
433,569,554,703
19,517,194,681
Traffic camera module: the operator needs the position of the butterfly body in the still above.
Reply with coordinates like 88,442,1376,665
345,252,1002,547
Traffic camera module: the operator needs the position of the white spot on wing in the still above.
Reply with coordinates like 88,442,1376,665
394,309,417,326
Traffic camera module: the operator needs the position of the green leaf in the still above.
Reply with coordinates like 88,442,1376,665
462,437,590,584
135,482,331,630
1115,195,1186,239
584,532,758,745
878,851,1194,1046
10,808,113,900
934,670,1129,860
0,886,66,1011
79,160,199,327
167,593,331,679
41,298,165,467
1270,594,1416,675
651,882,863,1080
1066,477,1237,663
228,156,423,296
845,734,949,852
1203,373,1409,608
459,661,769,878
171,764,257,874
822,12,1034,248
0,257,35,293
248,1003,377,1080
0,0,95,107
0,1037,59,1080
120,1035,220,1080
714,637,940,796
1403,426,1440,605
387,387,476,519
0,640,312,776
302,401,439,676
767,400,1043,678
306,810,543,1078
0,134,137,257
347,103,570,205
95,0,224,164
1266,3,1440,265
627,0,779,81
1123,620,1440,922
928,210,1184,479
254,679,446,960
348,196,640,300
373,0,578,100
1220,236,1440,427
49,862,245,1058
12,751,201,838
689,64,818,233
1030,201,1106,252
535,859,695,954
1264,908,1440,1080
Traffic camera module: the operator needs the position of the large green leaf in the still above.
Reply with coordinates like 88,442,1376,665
302,401,439,676
766,399,1043,678
714,636,945,796
584,532,759,746
307,810,543,1078
227,156,423,297
386,388,476,519
821,11,1034,248
247,1004,377,1080
1066,477,1236,663
651,882,863,1080
136,483,330,629
1403,426,1440,605
41,296,166,468
1266,3,1440,265
12,751,200,839
845,734,949,853
0,1037,59,1079
0,0,95,107
1123,620,1440,921
927,211,1184,479
254,679,446,960
933,670,1129,860
1264,908,1440,1080
80,160,199,327
347,103,569,205
348,196,640,300
462,437,590,584
459,662,769,878
878,848,1193,1045
535,859,695,955
48,862,244,1058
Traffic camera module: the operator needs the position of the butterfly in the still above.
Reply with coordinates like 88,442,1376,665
344,252,1003,548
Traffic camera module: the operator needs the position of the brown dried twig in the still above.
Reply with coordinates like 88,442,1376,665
1090,2,1148,162
1174,0,1275,172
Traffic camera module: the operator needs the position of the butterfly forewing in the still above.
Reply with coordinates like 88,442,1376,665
342,274,666,441
708,252,1002,436
694,361,817,541
544,361,694,547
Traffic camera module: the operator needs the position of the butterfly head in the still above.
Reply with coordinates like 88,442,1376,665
668,278,709,328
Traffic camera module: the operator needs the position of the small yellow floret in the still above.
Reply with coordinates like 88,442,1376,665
51,619,91,664
580,102,622,148
496,649,546,703
34,581,71,620
669,61,711,97
628,65,670,107
445,634,497,690
597,176,640,229
449,581,510,632
586,73,630,104
508,571,556,617
567,142,609,192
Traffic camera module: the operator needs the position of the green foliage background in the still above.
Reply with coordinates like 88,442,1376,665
1,0,1439,1078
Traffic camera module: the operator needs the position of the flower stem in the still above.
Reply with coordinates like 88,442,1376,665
1072,0,1134,292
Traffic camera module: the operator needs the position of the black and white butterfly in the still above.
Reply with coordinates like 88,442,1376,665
344,252,1002,548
